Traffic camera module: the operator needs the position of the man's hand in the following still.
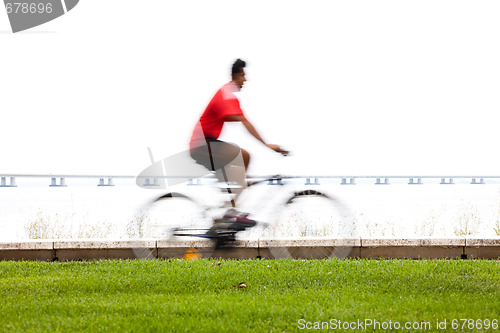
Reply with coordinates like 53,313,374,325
266,144,289,156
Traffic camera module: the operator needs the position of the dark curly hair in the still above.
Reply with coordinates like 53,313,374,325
231,59,246,75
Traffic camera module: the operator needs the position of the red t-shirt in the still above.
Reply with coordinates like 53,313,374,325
190,81,245,149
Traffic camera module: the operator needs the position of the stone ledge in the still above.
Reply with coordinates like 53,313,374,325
464,237,500,259
5,237,497,251
0,250,54,261
0,241,53,250
157,239,259,249
465,237,500,246
0,238,498,261
360,246,464,259
362,237,465,247
56,249,157,261
259,238,361,248
53,239,156,249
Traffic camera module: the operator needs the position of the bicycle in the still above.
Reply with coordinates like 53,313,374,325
139,172,357,260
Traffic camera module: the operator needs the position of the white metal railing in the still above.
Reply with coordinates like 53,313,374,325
0,174,499,187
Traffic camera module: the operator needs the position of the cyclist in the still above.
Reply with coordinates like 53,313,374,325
190,59,287,229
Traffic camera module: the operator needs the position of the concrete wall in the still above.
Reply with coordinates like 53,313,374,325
1,237,499,261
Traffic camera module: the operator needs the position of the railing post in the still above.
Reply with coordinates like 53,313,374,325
440,178,454,185
408,177,423,185
142,178,160,187
471,178,485,184
341,177,355,185
268,177,283,185
375,178,390,185
188,178,202,186
98,177,115,186
305,177,320,185
50,178,67,187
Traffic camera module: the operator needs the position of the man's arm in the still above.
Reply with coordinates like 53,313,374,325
224,115,283,153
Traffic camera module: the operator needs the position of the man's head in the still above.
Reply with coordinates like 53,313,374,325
231,58,246,89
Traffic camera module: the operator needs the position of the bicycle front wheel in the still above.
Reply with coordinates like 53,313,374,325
264,190,357,259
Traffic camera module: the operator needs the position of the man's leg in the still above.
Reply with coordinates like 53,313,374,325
240,148,250,171
215,149,247,206
209,145,257,232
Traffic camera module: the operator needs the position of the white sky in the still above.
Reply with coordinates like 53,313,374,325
1,0,499,177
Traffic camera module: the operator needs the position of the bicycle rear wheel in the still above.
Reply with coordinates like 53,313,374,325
136,192,216,259
264,190,357,259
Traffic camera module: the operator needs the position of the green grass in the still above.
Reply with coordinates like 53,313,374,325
0,259,499,332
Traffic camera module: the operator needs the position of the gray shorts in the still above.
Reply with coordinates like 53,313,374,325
190,138,241,171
